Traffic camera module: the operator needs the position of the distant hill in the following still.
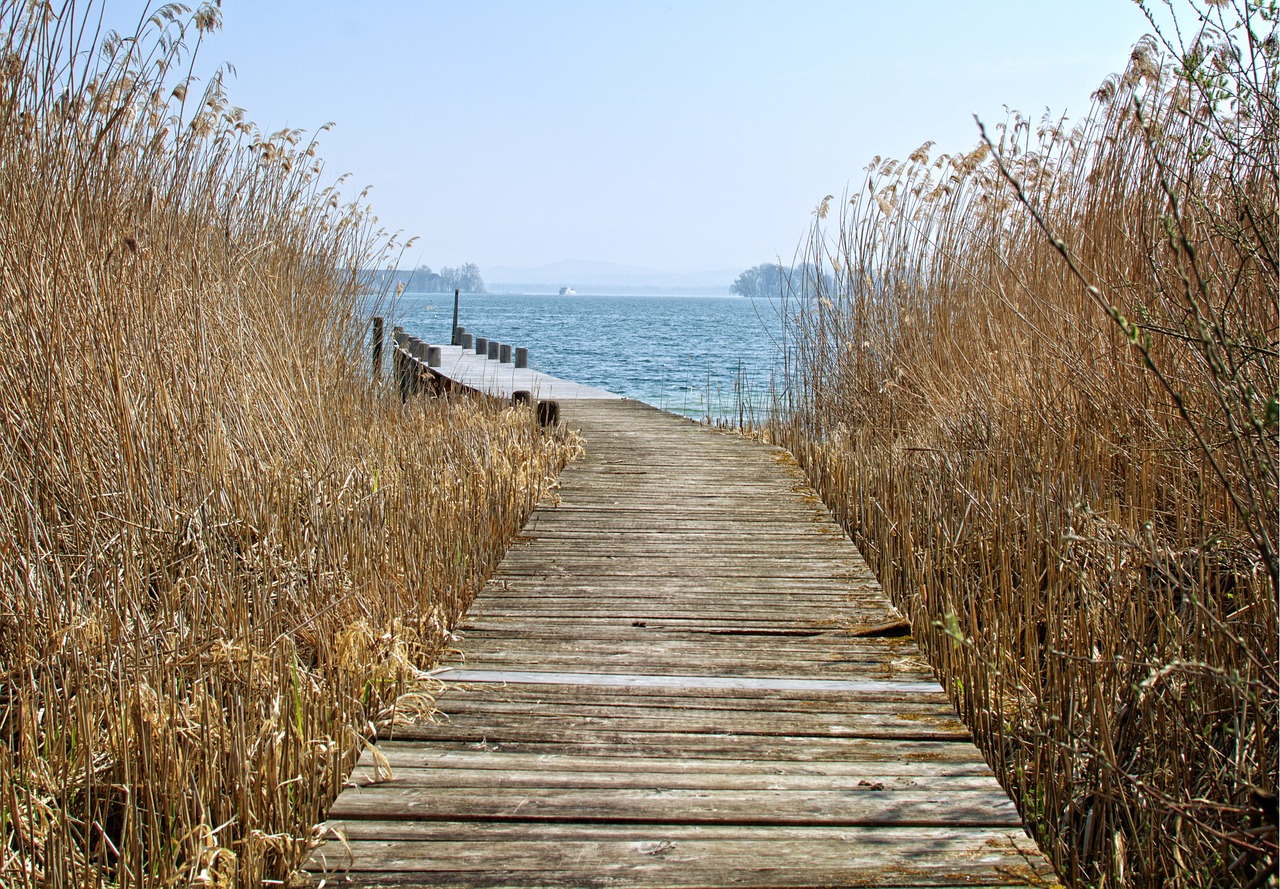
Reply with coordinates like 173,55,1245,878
487,260,736,294
361,260,739,296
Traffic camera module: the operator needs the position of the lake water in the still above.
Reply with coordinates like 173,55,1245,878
394,292,791,422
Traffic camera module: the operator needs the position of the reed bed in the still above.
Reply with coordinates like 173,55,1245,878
0,3,577,885
771,2,1277,885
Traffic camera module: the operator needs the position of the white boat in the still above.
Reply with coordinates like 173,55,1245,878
559,286,576,296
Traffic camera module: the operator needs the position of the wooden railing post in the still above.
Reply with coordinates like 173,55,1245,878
408,338,424,395
451,289,460,345
392,326,407,402
537,400,560,427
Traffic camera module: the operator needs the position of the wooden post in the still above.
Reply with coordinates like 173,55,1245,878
392,326,407,402
738,358,744,431
405,336,418,396
499,343,512,364
475,337,488,356
410,339,428,394
428,345,442,368
537,400,560,428
514,347,529,369
487,341,500,360
423,346,433,387
512,390,532,406
372,316,384,382
451,289,460,345
459,332,473,350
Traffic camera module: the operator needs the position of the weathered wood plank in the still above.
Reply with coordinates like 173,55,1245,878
460,612,856,626
424,685,958,713
327,786,1022,827
309,824,1053,889
428,671,944,696
322,820,1044,846
357,748,999,778
492,564,867,578
445,656,937,683
313,829,1048,883
374,728,990,765
475,579,887,594
388,711,971,742
373,731,993,767
346,766,1002,792
452,632,920,653
525,509,836,525
413,702,966,732
366,734,995,764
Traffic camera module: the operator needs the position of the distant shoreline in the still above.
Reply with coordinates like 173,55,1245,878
485,283,733,296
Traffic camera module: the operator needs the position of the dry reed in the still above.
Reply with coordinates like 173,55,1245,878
0,3,577,885
772,2,1276,885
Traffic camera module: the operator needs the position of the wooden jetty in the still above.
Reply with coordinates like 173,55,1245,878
428,344,619,401
307,348,1058,887
384,323,618,402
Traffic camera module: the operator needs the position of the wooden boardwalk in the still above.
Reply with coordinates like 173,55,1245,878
307,399,1057,888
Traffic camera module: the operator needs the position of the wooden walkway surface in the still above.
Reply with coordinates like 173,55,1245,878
307,399,1057,888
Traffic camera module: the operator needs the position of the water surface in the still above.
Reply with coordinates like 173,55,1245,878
395,292,790,422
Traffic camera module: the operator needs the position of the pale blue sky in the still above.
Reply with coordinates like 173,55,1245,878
156,1,1156,273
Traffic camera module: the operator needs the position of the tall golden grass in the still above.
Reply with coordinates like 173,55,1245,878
0,3,577,885
773,2,1276,885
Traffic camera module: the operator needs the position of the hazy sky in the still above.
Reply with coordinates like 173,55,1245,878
141,1,1157,273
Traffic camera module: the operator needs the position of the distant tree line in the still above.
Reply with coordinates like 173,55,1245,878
412,263,485,293
730,263,828,298
362,263,487,295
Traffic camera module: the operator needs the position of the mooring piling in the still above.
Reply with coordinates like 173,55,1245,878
371,316,384,381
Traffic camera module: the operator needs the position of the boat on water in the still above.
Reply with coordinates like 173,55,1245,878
558,286,577,296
